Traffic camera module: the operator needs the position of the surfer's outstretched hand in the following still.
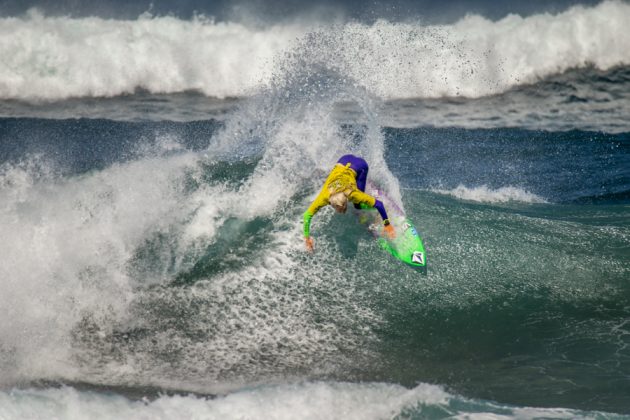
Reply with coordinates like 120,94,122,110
383,224,396,239
305,237,314,252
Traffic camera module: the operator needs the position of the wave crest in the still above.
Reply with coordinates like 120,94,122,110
1,1,630,101
433,184,548,204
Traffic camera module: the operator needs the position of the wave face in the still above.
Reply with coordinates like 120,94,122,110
1,1,630,101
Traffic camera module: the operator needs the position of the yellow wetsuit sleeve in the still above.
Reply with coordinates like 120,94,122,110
303,189,329,238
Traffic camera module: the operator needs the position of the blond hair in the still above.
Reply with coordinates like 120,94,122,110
329,192,348,209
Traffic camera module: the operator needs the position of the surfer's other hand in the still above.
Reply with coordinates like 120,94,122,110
383,224,396,239
305,237,314,252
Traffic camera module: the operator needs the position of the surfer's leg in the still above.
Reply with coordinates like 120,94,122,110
347,157,369,210
353,158,368,192
337,155,369,191
355,166,368,192
338,155,368,210
337,154,353,166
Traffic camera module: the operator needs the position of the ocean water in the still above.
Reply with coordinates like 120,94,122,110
1,1,629,419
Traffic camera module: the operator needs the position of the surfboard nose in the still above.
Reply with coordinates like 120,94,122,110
412,251,425,265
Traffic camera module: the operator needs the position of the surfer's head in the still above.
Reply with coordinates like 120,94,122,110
330,192,348,213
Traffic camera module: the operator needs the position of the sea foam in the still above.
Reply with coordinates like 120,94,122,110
433,185,548,204
0,382,611,420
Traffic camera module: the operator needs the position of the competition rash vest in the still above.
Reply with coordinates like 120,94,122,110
303,162,389,238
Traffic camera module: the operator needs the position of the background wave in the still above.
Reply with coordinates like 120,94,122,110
1,1,629,101
0,382,622,420
432,185,548,203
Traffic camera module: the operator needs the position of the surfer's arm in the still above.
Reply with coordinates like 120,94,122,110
349,191,390,224
373,200,390,225
351,191,394,238
303,192,329,238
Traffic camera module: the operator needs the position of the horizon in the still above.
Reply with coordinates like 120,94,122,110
0,0,605,23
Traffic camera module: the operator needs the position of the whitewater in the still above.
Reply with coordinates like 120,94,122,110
1,1,630,101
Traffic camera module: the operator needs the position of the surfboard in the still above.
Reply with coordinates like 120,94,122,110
358,181,427,271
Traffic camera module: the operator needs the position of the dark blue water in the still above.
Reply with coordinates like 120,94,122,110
387,127,630,203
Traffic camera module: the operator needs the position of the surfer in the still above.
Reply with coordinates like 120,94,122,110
303,154,395,252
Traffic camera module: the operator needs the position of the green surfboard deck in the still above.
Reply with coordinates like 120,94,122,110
361,181,427,271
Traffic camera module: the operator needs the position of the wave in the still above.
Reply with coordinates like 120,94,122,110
0,382,622,420
0,58,400,388
1,1,630,101
432,184,548,204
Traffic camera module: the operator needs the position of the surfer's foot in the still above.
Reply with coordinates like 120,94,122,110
383,224,396,239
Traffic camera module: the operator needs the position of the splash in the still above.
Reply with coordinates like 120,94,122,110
0,14,400,390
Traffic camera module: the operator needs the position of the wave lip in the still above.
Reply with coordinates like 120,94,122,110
433,184,548,204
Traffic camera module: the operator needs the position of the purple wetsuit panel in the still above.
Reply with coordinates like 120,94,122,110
337,154,368,192
336,154,388,221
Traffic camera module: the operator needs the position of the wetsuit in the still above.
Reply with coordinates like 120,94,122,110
303,154,390,238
